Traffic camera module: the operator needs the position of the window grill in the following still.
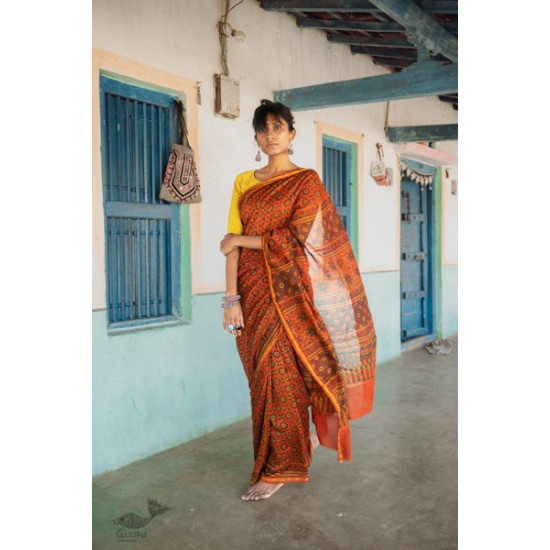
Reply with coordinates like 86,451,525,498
100,76,181,327
322,140,351,233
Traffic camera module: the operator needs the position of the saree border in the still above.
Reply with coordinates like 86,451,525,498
261,237,348,463
238,168,308,208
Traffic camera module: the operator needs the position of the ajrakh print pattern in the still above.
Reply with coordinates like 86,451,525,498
236,168,376,484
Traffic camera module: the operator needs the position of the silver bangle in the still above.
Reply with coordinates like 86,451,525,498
221,295,241,309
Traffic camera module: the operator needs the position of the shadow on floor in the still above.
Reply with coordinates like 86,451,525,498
93,335,457,550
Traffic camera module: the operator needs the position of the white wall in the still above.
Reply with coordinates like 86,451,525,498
443,165,459,265
92,0,458,300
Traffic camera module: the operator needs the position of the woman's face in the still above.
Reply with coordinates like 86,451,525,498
255,113,296,157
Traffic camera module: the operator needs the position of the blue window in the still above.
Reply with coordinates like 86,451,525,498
322,135,355,232
100,75,183,329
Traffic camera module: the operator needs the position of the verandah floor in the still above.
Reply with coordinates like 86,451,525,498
93,334,458,550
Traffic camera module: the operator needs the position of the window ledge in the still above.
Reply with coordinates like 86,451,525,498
107,315,189,336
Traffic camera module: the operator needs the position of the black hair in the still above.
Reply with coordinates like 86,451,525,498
252,99,295,134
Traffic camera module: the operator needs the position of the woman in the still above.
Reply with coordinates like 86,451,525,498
220,100,376,502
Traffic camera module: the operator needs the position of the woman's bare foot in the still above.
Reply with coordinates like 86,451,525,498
241,481,284,501
241,435,318,501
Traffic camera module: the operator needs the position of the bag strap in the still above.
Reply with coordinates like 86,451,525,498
175,99,191,148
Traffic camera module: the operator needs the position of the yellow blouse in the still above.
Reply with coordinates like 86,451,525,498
226,170,261,235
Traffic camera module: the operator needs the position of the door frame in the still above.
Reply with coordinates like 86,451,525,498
399,163,438,351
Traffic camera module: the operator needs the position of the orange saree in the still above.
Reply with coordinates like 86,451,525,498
235,168,376,486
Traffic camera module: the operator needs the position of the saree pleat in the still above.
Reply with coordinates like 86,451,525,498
236,168,376,484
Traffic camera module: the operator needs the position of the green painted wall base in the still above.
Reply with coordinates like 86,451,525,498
93,268,453,477
92,294,251,476
441,265,458,337
362,271,402,364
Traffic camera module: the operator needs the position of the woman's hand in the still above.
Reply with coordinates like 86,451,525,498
220,234,238,256
223,302,244,337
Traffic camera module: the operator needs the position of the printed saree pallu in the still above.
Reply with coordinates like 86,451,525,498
236,168,376,486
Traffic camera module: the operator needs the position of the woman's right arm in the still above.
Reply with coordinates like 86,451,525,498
223,248,244,335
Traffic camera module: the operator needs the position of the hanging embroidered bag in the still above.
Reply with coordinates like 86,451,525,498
159,99,202,203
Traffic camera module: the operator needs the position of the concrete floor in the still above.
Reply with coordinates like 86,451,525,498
93,335,458,550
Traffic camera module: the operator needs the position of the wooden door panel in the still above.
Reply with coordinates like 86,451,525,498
400,180,432,341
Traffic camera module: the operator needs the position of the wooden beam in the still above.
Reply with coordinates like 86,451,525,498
261,1,383,12
438,95,458,110
367,0,458,62
261,0,458,15
274,62,457,111
438,94,458,101
328,33,415,49
297,18,404,32
419,1,458,14
386,124,458,142
296,17,457,34
350,46,418,59
372,58,412,70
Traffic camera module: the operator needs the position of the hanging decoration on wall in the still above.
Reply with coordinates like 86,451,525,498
399,157,435,188
371,143,391,186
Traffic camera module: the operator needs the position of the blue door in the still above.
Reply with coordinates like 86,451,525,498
400,174,435,342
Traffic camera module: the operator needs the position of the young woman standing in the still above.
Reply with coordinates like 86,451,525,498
220,100,376,501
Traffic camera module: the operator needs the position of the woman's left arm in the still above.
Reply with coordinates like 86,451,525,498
220,234,262,255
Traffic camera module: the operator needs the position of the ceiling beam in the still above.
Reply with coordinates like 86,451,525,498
274,62,457,111
297,18,404,32
328,33,415,49
261,0,458,15
367,0,458,62
350,46,418,60
261,1,384,13
372,58,412,70
438,94,458,101
419,1,458,14
386,123,458,142
296,17,458,34
438,94,458,109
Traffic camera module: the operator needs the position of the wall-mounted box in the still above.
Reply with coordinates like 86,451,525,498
214,74,240,119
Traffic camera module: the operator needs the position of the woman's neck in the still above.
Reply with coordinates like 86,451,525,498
258,154,298,177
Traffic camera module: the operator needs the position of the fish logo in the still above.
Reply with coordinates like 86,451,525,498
113,498,171,529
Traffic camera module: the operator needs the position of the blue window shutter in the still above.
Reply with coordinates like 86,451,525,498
100,75,182,328
322,136,352,234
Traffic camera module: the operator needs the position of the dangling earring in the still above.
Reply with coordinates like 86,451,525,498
255,149,262,162
288,142,294,156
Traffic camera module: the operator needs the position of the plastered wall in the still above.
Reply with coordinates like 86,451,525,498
92,0,458,300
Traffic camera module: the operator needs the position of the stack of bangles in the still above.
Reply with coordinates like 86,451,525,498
221,295,241,309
